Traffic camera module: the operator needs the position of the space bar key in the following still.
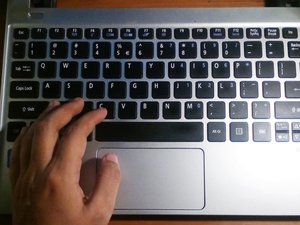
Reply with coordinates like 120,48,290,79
96,122,203,142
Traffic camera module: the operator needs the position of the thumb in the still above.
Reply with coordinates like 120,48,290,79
89,154,121,217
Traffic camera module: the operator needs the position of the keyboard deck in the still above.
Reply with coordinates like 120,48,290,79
5,25,300,143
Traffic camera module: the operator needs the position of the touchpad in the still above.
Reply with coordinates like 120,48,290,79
97,148,205,210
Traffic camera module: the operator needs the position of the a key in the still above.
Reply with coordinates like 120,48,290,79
278,61,296,78
50,42,68,59
207,101,225,119
185,102,203,119
201,42,219,58
130,82,148,99
256,61,274,78
157,42,175,59
146,62,164,79
86,81,105,99
140,102,159,119
207,122,226,142
234,61,252,78
118,102,137,119
11,61,35,78
42,81,61,99
115,42,132,59
240,81,258,98
253,122,271,142
275,102,300,119
60,61,78,78
72,42,89,59
64,82,83,99
125,62,143,79
222,41,240,58
244,41,262,58
136,42,154,59
93,42,111,59
108,82,126,99
263,81,281,98
252,101,270,119
174,81,192,99
196,81,214,98
285,81,300,98
168,61,186,78
218,81,236,98
10,81,39,98
266,41,284,58
190,61,208,78
212,61,230,78
152,82,170,99
13,42,26,59
230,122,249,142
9,101,48,119
163,102,181,119
229,101,248,119
82,61,100,79
103,62,121,79
38,61,56,78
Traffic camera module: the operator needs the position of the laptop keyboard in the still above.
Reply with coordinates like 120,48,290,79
6,26,300,143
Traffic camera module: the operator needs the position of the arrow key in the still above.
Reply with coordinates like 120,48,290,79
285,81,300,98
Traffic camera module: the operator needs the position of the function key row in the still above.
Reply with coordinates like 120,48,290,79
13,27,299,40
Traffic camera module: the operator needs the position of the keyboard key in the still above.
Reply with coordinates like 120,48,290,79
64,82,83,99
262,81,281,98
121,28,136,39
266,41,284,58
228,28,244,39
103,28,118,39
174,81,192,99
140,102,159,119
234,61,252,78
93,42,111,59
42,81,61,98
252,101,270,119
212,61,230,78
138,28,154,39
156,28,172,39
60,61,78,78
253,122,271,142
82,61,100,79
244,41,262,58
229,101,248,119
285,81,300,98
222,42,240,58
49,28,65,39
7,122,27,142
67,28,83,39
240,81,258,98
72,42,90,59
179,42,197,59
210,28,225,39
50,42,68,59
11,61,35,78
201,42,219,58
108,82,126,99
115,42,132,59
136,42,154,59
275,122,289,142
292,122,300,142
278,61,296,78
152,82,170,99
28,41,47,59
218,81,236,98
288,42,300,58
14,28,29,39
9,101,48,119
118,102,137,119
31,28,47,39
207,101,225,119
246,28,262,39
174,28,190,39
86,81,105,99
168,61,186,78
103,62,121,79
264,28,280,39
85,28,100,39
157,42,175,59
97,102,115,119
38,61,56,78
230,122,249,142
10,81,39,98
207,122,226,142
163,102,181,119
12,42,26,58
275,102,300,119
130,82,148,99
283,28,298,39
196,81,214,98
96,122,204,142
146,62,164,79
125,62,143,79
190,61,208,79
256,61,274,78
192,28,207,39
185,102,203,119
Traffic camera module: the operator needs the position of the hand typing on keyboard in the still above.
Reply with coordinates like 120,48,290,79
9,98,121,225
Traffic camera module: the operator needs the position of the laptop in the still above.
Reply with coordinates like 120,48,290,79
1,0,300,216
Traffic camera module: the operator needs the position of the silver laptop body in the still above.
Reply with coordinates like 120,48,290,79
1,0,300,216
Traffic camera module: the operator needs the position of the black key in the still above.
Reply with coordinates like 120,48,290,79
93,42,111,59
168,61,186,78
10,81,39,98
67,28,83,39
212,61,230,78
146,62,164,79
11,61,35,78
207,122,226,142
152,82,170,99
121,28,136,39
263,81,281,98
97,102,115,119
210,28,225,39
264,28,280,39
108,82,126,99
9,101,48,119
138,28,154,39
283,28,298,39
223,42,240,58
64,82,83,99
72,42,90,59
266,41,284,58
288,42,300,58
96,122,204,142
49,28,65,39
185,102,203,119
252,101,270,119
28,41,47,59
275,122,290,142
285,81,300,98
207,101,225,119
234,61,252,78
253,122,271,142
82,62,100,79
228,28,244,39
42,81,61,98
38,61,56,78
190,62,208,79
174,28,190,39
115,42,132,59
230,122,249,142
244,41,262,58
12,42,26,58
86,81,105,99
14,28,29,39
278,61,296,78
130,82,148,99
192,28,207,39
60,62,78,78
174,81,192,99
157,42,175,59
31,28,47,39
140,102,159,119
103,28,118,39
240,81,258,98
125,62,143,79
275,102,300,119
201,42,219,58
246,28,262,39
85,28,100,39
229,101,248,119
256,61,274,78
292,122,300,142
136,42,154,59
7,122,27,142
50,42,68,59
163,102,181,119
118,102,137,119
103,62,121,79
156,28,172,39
218,81,236,98
179,42,197,59
196,81,214,98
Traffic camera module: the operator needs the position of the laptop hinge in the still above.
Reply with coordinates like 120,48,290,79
29,0,57,8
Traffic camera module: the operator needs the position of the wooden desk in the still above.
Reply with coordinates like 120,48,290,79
0,0,299,225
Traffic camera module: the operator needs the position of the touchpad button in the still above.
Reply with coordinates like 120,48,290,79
97,148,205,210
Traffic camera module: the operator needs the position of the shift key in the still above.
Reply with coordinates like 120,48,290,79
275,102,300,119
9,101,48,119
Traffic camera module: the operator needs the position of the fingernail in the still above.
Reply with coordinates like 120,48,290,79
103,154,119,165
73,97,82,102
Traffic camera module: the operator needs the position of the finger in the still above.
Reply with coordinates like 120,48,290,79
88,154,121,219
28,98,85,171
10,126,28,188
53,107,107,178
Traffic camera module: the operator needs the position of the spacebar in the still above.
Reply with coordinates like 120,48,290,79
96,122,203,142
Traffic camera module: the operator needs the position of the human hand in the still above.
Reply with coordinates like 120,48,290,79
9,98,121,225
